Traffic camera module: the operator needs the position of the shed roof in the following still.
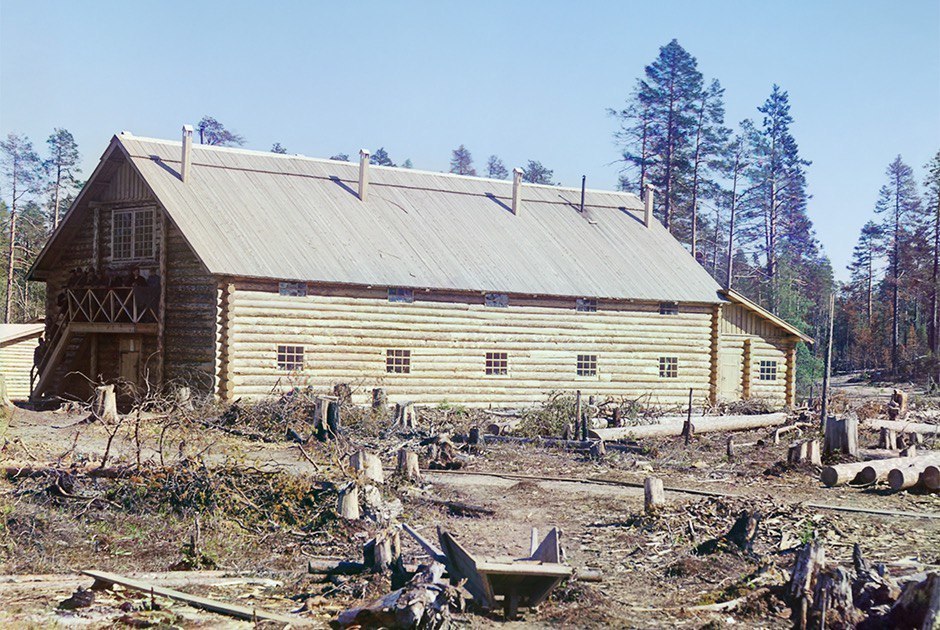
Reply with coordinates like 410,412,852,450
0,323,44,345
101,135,723,303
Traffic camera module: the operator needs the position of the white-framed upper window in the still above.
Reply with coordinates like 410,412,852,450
279,281,307,297
388,287,414,303
576,297,597,312
112,208,155,261
485,293,509,308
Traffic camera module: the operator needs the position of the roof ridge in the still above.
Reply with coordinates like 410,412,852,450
118,134,640,201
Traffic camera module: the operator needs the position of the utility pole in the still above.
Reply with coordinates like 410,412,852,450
820,293,835,428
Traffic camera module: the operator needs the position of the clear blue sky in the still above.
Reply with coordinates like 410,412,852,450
2,1,938,280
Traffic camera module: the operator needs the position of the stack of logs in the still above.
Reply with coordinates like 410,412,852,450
821,452,940,492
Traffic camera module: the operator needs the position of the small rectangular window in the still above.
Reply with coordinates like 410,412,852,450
659,302,679,315
277,345,304,371
386,349,411,373
759,360,778,381
577,354,597,377
279,281,307,297
485,352,508,375
112,208,155,261
485,293,508,308
576,297,597,312
659,356,678,378
388,287,414,303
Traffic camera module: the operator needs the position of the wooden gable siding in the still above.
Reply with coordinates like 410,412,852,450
162,222,217,392
222,281,715,407
0,336,40,400
101,161,151,203
719,304,790,406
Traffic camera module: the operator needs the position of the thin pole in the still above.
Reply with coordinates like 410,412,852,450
820,293,835,428
579,175,586,213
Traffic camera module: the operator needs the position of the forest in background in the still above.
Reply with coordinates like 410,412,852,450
2,39,938,393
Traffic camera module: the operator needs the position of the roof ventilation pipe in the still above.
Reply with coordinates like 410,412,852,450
643,183,655,228
511,167,523,215
358,149,370,201
180,124,193,183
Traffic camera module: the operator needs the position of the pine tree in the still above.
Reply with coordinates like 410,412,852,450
271,142,287,154
44,128,81,230
685,79,729,257
847,221,884,323
197,116,245,146
401,159,413,169
486,155,508,179
0,133,42,323
922,151,940,377
720,127,751,288
522,160,554,185
743,85,811,311
874,156,922,372
370,148,395,167
449,145,476,176
329,153,350,162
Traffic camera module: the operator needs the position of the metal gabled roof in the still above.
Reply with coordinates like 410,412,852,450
111,135,724,303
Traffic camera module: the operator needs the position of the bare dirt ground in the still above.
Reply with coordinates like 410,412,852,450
1,377,938,628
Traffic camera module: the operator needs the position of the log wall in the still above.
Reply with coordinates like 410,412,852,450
224,281,719,407
719,304,790,406
0,335,40,400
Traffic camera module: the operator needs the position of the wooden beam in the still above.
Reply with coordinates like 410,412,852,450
709,304,721,405
742,338,752,400
785,340,797,407
70,322,157,335
81,570,301,624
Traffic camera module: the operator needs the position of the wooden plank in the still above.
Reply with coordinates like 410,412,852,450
475,562,571,577
530,528,561,563
81,570,301,624
438,529,494,607
401,523,447,563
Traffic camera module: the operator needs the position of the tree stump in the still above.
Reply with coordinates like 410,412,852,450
612,407,622,428
396,449,421,481
788,541,825,630
467,427,482,452
644,477,664,515
589,440,606,460
337,484,360,520
394,402,416,429
824,417,858,457
327,400,342,438
880,427,898,450
333,383,352,406
726,436,735,460
351,450,384,484
372,388,387,413
91,385,118,423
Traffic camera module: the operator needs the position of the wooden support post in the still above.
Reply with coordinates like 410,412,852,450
742,338,752,400
644,477,664,515
709,304,721,405
785,340,797,408
820,292,835,427
574,390,582,440
682,388,694,445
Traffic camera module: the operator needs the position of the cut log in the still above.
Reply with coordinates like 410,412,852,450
307,558,367,575
485,418,521,436
923,465,940,491
337,484,360,520
350,450,384,484
865,419,940,437
589,412,787,440
887,456,940,492
823,453,932,487
396,449,421,481
644,477,664,515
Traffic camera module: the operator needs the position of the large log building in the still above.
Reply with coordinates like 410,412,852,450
27,128,811,408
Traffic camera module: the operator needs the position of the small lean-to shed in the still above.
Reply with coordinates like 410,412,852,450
0,323,45,401
27,128,812,408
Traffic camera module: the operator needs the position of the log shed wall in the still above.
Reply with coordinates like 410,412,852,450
719,303,792,407
223,279,717,407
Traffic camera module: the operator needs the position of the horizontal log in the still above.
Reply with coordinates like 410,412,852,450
588,413,787,440
821,453,939,487
865,420,940,436
481,434,645,454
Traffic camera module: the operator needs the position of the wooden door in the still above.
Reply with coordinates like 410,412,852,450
718,347,743,400
118,336,141,388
